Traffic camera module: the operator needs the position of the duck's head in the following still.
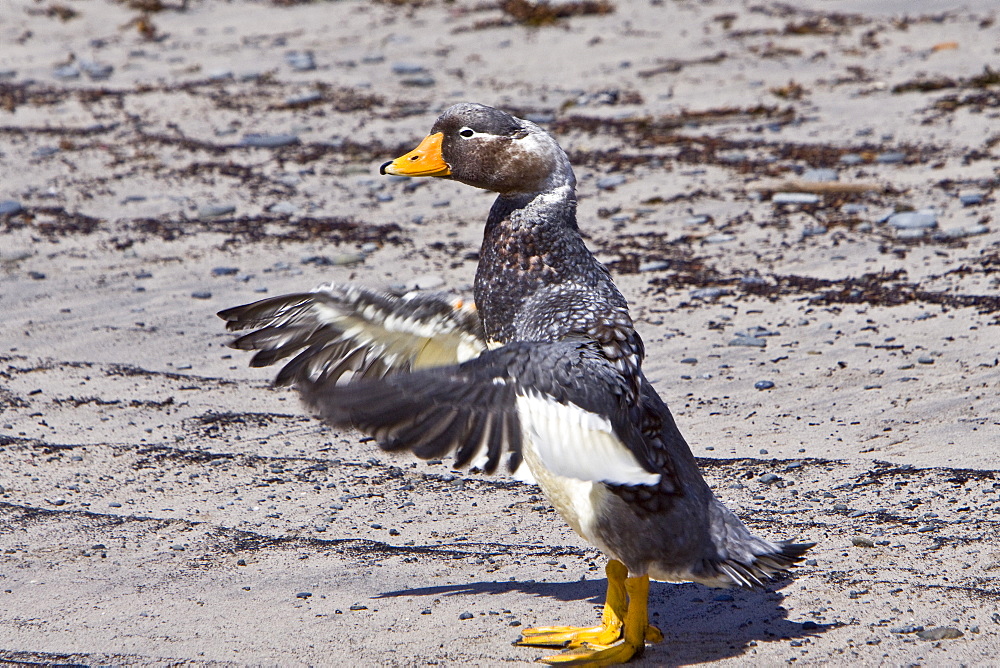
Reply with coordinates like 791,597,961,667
380,103,574,197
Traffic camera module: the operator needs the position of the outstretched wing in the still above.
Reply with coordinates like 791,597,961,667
217,283,485,386
296,338,662,486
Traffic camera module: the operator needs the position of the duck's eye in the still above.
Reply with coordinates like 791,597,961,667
458,127,475,138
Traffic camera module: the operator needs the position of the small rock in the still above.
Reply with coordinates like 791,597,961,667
108,502,122,508
917,356,934,364
459,611,474,620
801,168,838,182
916,626,963,641
198,204,236,219
875,151,906,164
349,604,368,611
53,64,80,80
690,287,728,300
772,192,821,205
191,291,212,300
888,211,937,230
0,200,23,216
391,62,426,75
683,215,711,226
704,233,735,244
596,174,626,190
285,51,316,71
401,76,435,87
758,473,780,484
958,193,984,206
211,266,239,276
46,498,67,506
170,544,185,551
28,271,46,280
896,228,927,240
754,380,775,390
839,153,863,165
729,336,766,348
79,60,113,80
802,225,827,237
852,537,875,548
638,260,670,272
421,608,432,615
269,201,300,215
285,92,323,106
833,503,848,511
296,591,312,599
240,133,299,148
840,203,867,215
891,624,924,634
680,357,698,365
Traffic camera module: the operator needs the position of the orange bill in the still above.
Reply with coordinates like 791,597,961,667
380,132,451,177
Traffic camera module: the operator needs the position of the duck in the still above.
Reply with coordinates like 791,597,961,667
218,103,813,666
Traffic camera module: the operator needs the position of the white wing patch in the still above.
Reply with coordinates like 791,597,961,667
515,391,661,486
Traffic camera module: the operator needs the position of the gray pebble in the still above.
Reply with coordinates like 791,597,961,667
459,611,474,620
33,146,60,158
28,271,46,280
959,193,984,206
638,260,670,272
758,473,780,484
833,503,848,511
199,204,236,219
875,151,906,164
240,133,299,148
689,287,728,300
349,604,368,611
53,64,80,80
683,215,711,226
728,336,766,348
0,200,22,216
851,537,875,548
401,76,436,87
360,242,379,253
802,225,827,237
916,627,963,641
848,510,865,518
704,233,735,244
296,591,312,599
680,357,698,365
79,60,113,80
212,266,239,276
754,380,775,390
888,211,937,229
269,201,299,216
421,608,432,615
917,356,935,364
896,228,927,240
801,168,838,182
47,498,67,506
285,92,323,106
772,192,820,205
285,51,316,71
840,203,867,215
207,69,233,81
596,174,626,190
891,624,924,634
170,544,185,551
191,291,212,300
838,153,863,165
391,62,426,75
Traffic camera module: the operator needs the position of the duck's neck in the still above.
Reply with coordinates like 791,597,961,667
474,184,602,344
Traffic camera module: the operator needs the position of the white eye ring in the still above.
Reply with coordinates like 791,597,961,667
458,127,477,138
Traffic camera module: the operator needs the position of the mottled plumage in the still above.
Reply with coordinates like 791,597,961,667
221,103,811,665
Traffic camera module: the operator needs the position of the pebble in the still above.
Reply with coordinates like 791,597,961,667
896,228,927,240
917,356,935,364
772,192,820,205
296,591,312,599
191,291,212,300
349,604,367,611
596,174,626,190
285,92,322,106
840,203,867,215
269,201,300,216
704,233,735,244
888,211,937,229
958,193,984,206
360,242,379,254
198,204,236,219
833,503,848,511
240,133,299,148
683,215,711,226
212,266,239,276
916,627,963,641
285,51,316,71
728,335,766,348
28,271,46,280
754,380,775,390
758,473,780,484
401,76,435,87
53,64,80,80
801,168,838,181
839,153,863,165
459,611,474,620
852,537,875,548
391,62,426,75
891,624,924,634
937,224,989,239
79,60,113,80
802,225,827,237
680,357,698,365
0,200,22,216
109,502,122,508
207,69,233,81
875,151,906,164
46,498,67,506
689,287,728,300
638,260,670,272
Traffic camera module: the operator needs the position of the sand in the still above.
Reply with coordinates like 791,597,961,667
1,0,999,665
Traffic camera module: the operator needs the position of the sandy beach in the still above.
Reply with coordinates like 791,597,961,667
2,0,999,665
